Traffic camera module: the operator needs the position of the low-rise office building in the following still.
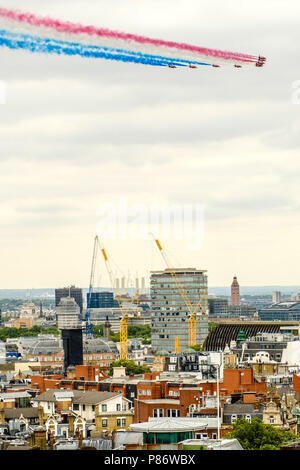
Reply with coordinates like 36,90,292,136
259,301,300,321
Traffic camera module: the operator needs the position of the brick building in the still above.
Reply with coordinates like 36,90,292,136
32,389,133,436
27,347,115,369
231,276,240,306
30,365,108,394
293,373,300,395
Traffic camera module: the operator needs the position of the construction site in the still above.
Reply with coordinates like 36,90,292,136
54,234,210,375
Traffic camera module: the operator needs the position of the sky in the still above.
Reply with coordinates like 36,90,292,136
0,0,300,289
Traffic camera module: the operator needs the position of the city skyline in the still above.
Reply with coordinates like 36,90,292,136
1,0,300,288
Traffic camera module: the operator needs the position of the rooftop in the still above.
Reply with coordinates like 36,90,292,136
130,418,207,433
151,268,207,276
265,302,300,310
4,407,39,419
0,391,31,400
138,399,180,405
180,438,243,451
33,389,122,405
223,403,258,414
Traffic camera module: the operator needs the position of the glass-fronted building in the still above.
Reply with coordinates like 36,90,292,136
87,291,119,309
258,301,300,321
150,268,209,353
208,297,228,317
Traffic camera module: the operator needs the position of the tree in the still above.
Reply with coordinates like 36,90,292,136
109,325,151,343
110,332,120,342
190,344,203,352
92,324,104,337
108,359,151,376
141,338,151,345
127,325,151,340
229,418,297,450
208,322,218,333
0,325,60,342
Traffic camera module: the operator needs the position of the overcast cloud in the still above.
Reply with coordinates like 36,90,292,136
0,0,300,288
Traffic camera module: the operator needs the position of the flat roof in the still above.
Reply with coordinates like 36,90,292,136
138,399,180,405
151,268,207,275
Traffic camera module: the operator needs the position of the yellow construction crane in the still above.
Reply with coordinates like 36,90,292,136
188,290,207,347
97,236,139,360
152,236,207,348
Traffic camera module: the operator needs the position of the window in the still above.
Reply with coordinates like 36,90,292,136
101,404,107,412
153,408,164,418
73,404,79,411
167,409,179,417
102,419,107,428
245,414,251,422
116,404,121,411
231,414,237,423
117,418,127,427
270,416,274,424
212,433,217,440
147,390,151,396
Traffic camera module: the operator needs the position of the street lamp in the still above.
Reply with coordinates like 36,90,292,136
216,364,220,440
207,360,222,440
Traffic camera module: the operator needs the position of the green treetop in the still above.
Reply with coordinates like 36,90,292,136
229,418,297,450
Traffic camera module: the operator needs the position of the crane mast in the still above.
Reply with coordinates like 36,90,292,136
97,237,139,360
85,235,99,338
152,236,207,348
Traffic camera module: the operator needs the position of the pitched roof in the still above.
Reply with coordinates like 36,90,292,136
73,391,120,405
33,390,58,402
223,403,256,414
0,392,31,400
34,389,121,405
54,391,74,399
5,407,39,419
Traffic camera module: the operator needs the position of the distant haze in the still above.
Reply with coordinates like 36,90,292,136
1,286,300,300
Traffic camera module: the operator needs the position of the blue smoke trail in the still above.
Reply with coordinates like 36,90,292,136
0,29,212,68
